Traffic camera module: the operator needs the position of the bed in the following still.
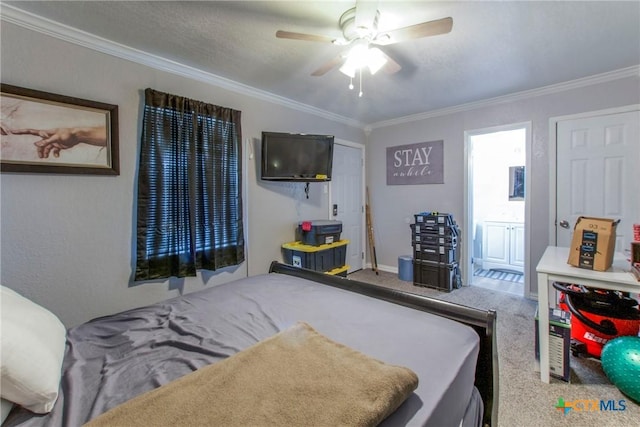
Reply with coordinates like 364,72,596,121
1,262,498,427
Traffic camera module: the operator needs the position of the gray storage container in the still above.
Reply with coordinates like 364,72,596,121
296,220,342,245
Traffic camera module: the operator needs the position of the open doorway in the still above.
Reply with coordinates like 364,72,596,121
463,123,531,296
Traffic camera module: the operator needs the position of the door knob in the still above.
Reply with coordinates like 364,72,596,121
559,220,570,229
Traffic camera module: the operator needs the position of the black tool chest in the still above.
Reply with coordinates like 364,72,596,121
411,212,461,291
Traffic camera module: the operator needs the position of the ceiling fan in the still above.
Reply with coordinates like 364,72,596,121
275,1,453,78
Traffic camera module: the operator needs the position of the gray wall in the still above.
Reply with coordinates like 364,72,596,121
0,23,363,327
2,20,638,327
366,75,640,296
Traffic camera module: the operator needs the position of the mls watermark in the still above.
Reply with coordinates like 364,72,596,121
555,397,627,415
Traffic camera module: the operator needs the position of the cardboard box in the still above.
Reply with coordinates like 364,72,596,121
567,216,618,271
535,305,571,382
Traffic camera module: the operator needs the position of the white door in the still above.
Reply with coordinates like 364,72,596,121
331,143,364,272
556,110,640,250
511,223,526,268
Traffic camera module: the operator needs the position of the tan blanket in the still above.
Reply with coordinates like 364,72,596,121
84,322,418,427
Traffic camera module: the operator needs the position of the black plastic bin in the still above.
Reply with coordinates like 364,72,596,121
413,243,457,263
282,240,348,272
296,220,343,246
414,213,455,226
413,260,460,292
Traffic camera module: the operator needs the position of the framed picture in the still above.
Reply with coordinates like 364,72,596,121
508,166,525,201
386,140,444,185
0,84,119,175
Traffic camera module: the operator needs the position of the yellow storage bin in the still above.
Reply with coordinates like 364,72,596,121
282,240,349,272
326,265,350,277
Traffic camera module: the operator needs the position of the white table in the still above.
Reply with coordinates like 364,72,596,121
536,246,639,383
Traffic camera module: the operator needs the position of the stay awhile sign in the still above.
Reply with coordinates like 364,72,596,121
386,140,444,185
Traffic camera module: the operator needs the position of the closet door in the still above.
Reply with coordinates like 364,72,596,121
556,110,639,250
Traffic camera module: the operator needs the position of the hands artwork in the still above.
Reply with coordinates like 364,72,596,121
0,125,106,159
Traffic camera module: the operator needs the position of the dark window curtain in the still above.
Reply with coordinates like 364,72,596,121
135,88,244,281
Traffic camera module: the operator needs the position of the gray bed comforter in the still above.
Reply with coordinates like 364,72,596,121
5,272,480,427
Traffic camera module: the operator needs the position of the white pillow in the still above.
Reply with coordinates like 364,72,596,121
1,398,15,424
0,286,67,414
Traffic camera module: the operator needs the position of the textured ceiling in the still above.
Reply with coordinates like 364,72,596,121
3,1,640,126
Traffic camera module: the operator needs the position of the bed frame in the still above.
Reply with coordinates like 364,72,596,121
269,262,498,427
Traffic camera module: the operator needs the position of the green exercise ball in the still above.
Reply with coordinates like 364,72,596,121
601,336,640,403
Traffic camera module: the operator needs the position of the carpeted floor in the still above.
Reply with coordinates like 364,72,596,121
348,269,639,427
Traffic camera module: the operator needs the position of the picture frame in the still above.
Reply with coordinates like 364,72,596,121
386,140,444,185
0,84,119,175
508,165,525,201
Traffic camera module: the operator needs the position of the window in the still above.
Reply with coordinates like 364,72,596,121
135,88,244,281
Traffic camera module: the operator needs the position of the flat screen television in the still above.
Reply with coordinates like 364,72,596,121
261,132,334,182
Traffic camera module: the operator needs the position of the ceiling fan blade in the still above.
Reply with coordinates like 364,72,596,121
381,51,401,74
373,17,453,46
276,30,335,43
311,55,345,76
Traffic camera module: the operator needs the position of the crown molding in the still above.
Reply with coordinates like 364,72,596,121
0,4,364,129
368,65,640,129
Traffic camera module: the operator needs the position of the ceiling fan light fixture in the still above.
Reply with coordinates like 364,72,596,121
366,47,387,75
339,43,387,77
339,60,357,78
339,43,366,77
